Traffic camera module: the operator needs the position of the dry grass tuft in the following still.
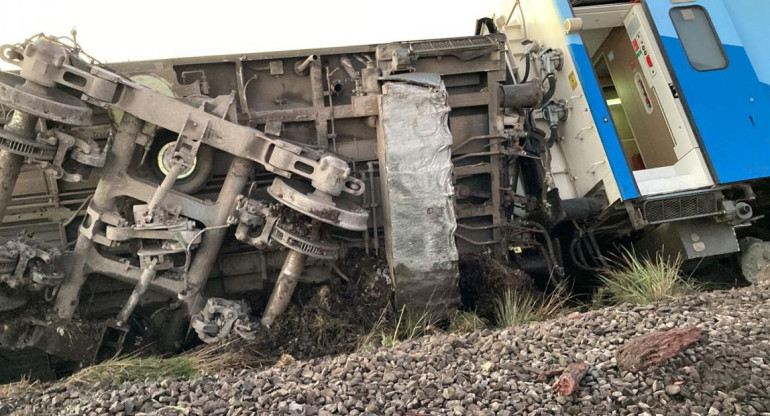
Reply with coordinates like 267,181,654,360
67,338,275,386
186,337,275,375
357,304,440,351
493,281,569,328
276,354,296,368
306,312,358,349
0,376,40,400
379,305,438,348
65,337,280,386
449,311,487,333
597,249,696,305
67,355,196,386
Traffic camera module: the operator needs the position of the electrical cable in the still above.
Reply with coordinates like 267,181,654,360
63,195,92,227
180,224,232,273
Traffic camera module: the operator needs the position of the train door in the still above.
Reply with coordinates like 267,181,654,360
595,26,678,171
642,0,770,185
589,4,714,196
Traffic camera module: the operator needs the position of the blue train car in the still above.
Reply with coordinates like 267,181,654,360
491,0,770,264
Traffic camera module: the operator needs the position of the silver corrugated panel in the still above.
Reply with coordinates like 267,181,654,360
377,80,460,313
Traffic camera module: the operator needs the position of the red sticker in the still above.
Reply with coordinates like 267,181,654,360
632,39,640,52
646,55,654,68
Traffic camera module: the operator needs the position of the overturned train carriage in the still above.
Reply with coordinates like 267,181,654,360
2,0,770,379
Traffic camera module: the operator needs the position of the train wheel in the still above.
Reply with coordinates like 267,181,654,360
148,130,214,194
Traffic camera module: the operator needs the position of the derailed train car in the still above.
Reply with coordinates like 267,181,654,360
1,0,769,378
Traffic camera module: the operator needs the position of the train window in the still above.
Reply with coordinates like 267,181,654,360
670,6,728,71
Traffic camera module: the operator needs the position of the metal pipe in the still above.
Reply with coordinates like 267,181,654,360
522,220,561,273
55,114,145,319
330,80,344,96
115,259,158,325
145,161,183,220
185,156,253,315
85,246,183,296
261,249,306,328
339,56,358,80
362,172,370,255
324,67,338,151
361,61,381,95
294,54,318,76
0,111,38,221
366,161,379,255
499,81,543,110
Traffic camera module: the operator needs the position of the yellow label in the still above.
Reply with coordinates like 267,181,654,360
569,70,578,91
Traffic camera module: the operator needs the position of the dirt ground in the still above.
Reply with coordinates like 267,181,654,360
459,254,535,321
189,251,539,363
212,249,395,361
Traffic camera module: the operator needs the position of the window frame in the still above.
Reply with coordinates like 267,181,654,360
669,5,729,72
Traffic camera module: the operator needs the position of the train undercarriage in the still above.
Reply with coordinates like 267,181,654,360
0,27,765,381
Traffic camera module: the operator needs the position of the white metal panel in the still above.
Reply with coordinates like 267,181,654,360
573,3,633,30
500,0,623,203
624,5,713,195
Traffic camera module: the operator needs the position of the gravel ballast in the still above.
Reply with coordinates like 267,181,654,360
2,284,769,416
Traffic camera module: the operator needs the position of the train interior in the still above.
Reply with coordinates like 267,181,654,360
575,3,714,196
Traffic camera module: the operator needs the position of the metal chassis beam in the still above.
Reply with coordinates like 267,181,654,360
15,39,363,197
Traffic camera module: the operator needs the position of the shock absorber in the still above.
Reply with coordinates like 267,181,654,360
260,244,307,328
0,110,37,219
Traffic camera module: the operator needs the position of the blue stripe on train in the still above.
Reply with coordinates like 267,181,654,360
553,0,639,200
658,37,770,183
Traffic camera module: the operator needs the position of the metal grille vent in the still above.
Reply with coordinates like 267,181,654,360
410,36,499,56
643,193,719,224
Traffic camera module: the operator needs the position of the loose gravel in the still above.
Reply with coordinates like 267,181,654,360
2,283,769,416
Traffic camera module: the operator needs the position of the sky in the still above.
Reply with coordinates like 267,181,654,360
0,0,501,70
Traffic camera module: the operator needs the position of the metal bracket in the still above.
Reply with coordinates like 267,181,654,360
37,129,106,182
538,48,564,74
171,114,208,170
624,200,647,230
0,235,62,289
12,38,366,199
190,298,256,343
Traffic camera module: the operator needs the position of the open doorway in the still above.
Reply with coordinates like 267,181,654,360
574,4,714,196
593,56,645,172
592,27,678,172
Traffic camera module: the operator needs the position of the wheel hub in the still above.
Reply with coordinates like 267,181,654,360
157,141,197,179
268,178,369,231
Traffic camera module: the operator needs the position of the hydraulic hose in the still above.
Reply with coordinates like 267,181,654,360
521,52,531,83
547,124,561,148
542,73,557,104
